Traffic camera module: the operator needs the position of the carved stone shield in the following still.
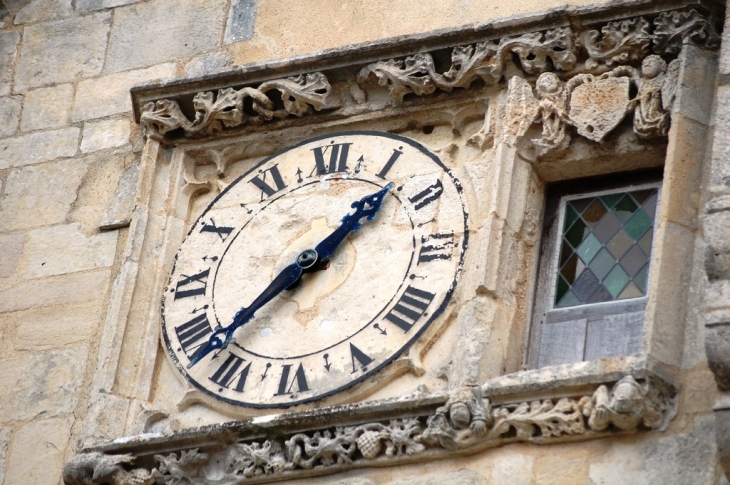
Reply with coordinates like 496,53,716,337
569,77,630,142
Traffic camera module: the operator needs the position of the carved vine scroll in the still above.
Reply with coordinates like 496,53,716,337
63,376,675,485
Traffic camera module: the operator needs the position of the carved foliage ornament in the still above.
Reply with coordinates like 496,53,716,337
138,9,719,140
63,376,676,485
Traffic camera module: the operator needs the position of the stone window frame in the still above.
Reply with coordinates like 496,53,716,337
64,1,722,483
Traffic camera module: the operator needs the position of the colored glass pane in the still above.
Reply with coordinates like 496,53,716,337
570,198,591,213
582,199,607,226
642,192,658,217
565,218,588,248
557,290,581,308
631,189,654,204
620,245,647,277
556,275,569,303
601,193,623,208
572,269,601,302
593,212,620,243
625,209,652,240
619,282,643,299
559,240,574,267
589,248,616,280
563,205,579,231
587,285,613,304
613,195,638,222
634,264,649,293
560,253,579,284
604,265,630,297
638,228,653,256
607,230,633,259
576,233,601,263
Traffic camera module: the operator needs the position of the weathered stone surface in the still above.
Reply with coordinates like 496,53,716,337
14,0,72,25
0,348,87,422
8,300,102,350
19,223,118,279
706,325,730,391
491,452,534,485
709,85,730,188
224,0,258,45
0,157,87,231
0,96,21,138
72,63,176,121
14,12,111,91
588,416,717,485
99,161,139,230
0,233,24,278
75,0,142,13
532,450,589,485
183,51,232,77
20,83,74,132
104,0,226,73
0,269,110,313
5,418,71,485
391,469,485,485
0,31,20,96
80,118,131,153
0,127,79,169
0,428,10,485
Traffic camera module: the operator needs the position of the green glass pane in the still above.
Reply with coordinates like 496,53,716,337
589,248,616,280
601,193,623,208
620,245,648,277
593,212,620,243
613,195,639,222
625,209,652,240
642,192,658,218
565,218,588,248
560,253,579,284
607,229,633,259
576,233,601,264
556,290,581,308
563,205,579,232
618,281,643,300
555,275,570,304
638,227,654,256
582,199,607,226
604,265,630,298
634,264,649,294
559,241,574,267
631,188,654,204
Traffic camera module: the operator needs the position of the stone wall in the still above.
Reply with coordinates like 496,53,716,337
0,0,727,484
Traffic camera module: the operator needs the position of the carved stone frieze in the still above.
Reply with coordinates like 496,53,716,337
63,375,676,485
134,8,719,141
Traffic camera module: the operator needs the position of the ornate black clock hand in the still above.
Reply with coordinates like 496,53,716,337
187,182,394,369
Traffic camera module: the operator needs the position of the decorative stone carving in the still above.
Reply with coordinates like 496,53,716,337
652,9,721,55
581,17,651,70
139,72,340,138
63,376,676,485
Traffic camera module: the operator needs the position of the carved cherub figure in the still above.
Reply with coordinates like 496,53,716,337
601,54,678,138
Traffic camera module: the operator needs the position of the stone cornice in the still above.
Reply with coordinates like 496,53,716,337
131,1,720,144
63,359,677,485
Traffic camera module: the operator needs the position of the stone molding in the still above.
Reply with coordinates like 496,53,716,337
63,374,676,485
136,7,719,145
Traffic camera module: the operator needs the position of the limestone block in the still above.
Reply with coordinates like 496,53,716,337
7,300,102,350
0,96,21,138
104,0,226,73
20,83,74,132
18,223,118,279
0,347,87,422
0,127,79,170
0,428,9,485
706,325,730,391
0,233,24,278
532,451,589,485
78,393,130,449
391,469,486,485
588,416,716,485
99,161,139,230
715,408,730,478
14,0,73,25
709,85,730,188
705,211,730,254
14,12,111,92
224,0,258,45
72,63,176,121
491,453,533,485
183,51,233,77
0,32,20,96
672,46,717,126
80,118,131,153
75,0,142,12
5,418,71,485
0,157,87,231
0,269,110,313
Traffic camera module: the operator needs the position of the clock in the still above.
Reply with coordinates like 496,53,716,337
161,131,468,408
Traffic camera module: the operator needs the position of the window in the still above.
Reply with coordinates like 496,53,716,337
528,170,661,368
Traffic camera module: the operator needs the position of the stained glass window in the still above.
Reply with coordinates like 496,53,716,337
554,187,658,308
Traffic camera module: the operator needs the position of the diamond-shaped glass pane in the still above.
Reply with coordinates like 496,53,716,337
553,187,658,309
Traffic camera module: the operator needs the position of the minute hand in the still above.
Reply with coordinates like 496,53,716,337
315,182,394,260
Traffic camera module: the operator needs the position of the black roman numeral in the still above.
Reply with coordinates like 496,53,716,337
249,164,288,200
174,269,210,300
408,179,444,210
275,363,309,395
199,217,234,242
350,343,374,373
209,353,251,392
175,313,213,356
383,286,435,332
312,142,352,175
418,233,455,264
376,148,403,179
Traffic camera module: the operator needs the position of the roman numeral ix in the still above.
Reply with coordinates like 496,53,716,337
173,269,210,300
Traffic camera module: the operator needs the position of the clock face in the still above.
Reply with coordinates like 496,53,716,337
161,131,468,408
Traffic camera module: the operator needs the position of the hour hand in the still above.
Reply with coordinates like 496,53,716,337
315,182,394,261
